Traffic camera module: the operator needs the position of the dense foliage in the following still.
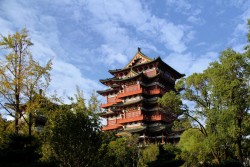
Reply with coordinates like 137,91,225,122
158,21,250,166
45,111,101,167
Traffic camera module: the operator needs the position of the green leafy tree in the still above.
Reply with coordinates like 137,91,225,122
40,89,102,167
138,144,159,167
73,86,87,111
159,20,250,165
205,48,250,163
99,135,139,167
147,143,183,167
176,73,226,163
46,110,101,167
0,134,41,166
178,128,209,166
95,131,117,167
88,90,101,114
0,28,52,135
160,63,248,165
0,115,6,148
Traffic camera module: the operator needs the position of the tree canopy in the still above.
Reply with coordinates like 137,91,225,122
159,21,250,166
0,28,52,135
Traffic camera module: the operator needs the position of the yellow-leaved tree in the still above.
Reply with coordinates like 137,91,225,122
0,28,52,135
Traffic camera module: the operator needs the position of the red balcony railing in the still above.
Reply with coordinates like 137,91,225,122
117,84,142,98
102,124,123,131
100,102,116,108
144,114,169,122
117,115,144,124
100,96,122,108
102,113,170,130
143,88,165,95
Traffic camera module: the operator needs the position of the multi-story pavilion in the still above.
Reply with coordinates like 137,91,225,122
97,48,184,143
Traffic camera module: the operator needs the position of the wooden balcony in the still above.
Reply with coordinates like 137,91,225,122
107,118,123,125
117,89,143,98
102,124,123,131
115,98,122,103
100,102,116,108
117,115,144,124
101,97,122,108
117,84,142,98
146,114,162,121
148,89,161,95
102,113,170,131
115,114,168,124
107,96,122,103
143,88,165,95
144,114,169,122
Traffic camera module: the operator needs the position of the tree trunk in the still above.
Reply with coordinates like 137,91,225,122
15,101,20,135
237,118,243,164
28,112,32,136
237,136,243,163
14,114,19,135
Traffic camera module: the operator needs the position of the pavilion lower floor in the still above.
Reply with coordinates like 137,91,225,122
116,125,183,145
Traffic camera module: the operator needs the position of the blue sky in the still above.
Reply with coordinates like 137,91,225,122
0,0,250,103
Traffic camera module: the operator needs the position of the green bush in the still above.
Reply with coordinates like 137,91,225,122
0,134,42,166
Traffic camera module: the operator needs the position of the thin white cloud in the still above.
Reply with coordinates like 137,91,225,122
0,18,13,35
188,52,218,75
164,52,193,75
165,0,205,26
232,44,246,53
229,0,246,8
100,45,128,65
164,51,218,76
86,0,190,55
0,0,103,100
229,4,250,51
165,0,191,13
159,23,187,53
1,0,248,103
50,59,103,100
187,16,206,25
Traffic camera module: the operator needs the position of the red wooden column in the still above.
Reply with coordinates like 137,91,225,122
161,131,164,144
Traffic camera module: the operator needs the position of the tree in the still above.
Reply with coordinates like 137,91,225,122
22,60,51,136
73,86,87,111
160,60,249,164
205,48,250,163
103,135,139,167
0,134,41,166
138,144,159,167
159,21,250,165
0,28,52,135
178,128,209,166
0,115,7,148
147,143,183,167
88,90,101,114
41,90,102,167
174,73,227,163
45,110,101,167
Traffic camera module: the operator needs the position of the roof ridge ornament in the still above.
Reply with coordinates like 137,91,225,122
125,48,152,68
